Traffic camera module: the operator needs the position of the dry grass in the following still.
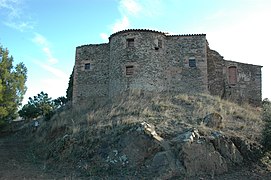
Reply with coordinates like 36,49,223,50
35,90,263,144
27,90,264,178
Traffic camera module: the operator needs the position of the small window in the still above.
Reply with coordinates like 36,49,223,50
189,59,196,67
127,38,135,47
228,66,237,85
158,39,162,48
154,39,162,50
126,65,134,76
85,63,91,70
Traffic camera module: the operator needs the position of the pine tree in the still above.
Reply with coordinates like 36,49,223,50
66,68,74,101
0,46,27,127
262,99,271,150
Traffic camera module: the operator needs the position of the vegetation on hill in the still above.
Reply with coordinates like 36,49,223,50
262,98,271,151
0,45,27,128
66,68,73,102
19,91,67,121
25,91,267,179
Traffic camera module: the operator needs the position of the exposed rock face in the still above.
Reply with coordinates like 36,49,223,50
73,122,262,179
231,136,263,163
212,136,243,164
114,131,161,167
181,141,228,177
132,122,246,178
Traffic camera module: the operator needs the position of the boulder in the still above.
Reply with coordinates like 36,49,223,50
120,131,161,167
230,136,263,163
151,151,184,179
171,128,200,143
180,141,228,177
203,112,224,129
212,136,243,164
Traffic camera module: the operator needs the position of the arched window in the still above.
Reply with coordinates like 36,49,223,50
228,66,237,85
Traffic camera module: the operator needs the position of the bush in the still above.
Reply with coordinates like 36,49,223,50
262,98,271,150
19,92,67,121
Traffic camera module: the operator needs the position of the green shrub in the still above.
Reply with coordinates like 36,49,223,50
262,98,271,150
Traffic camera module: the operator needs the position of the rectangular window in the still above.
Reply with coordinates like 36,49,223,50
189,59,196,67
84,63,91,70
158,39,162,48
126,65,134,75
127,38,135,47
154,39,162,50
228,66,237,85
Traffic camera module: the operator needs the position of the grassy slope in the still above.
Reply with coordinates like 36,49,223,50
32,91,264,177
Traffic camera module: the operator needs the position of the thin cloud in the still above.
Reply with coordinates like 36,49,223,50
112,16,130,33
33,33,49,46
0,0,34,31
100,0,163,38
0,0,21,18
32,33,58,64
42,47,58,64
4,21,34,31
100,0,145,40
119,0,163,18
100,33,109,41
34,60,68,79
119,0,141,16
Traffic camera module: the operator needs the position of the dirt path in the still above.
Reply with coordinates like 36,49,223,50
0,133,57,180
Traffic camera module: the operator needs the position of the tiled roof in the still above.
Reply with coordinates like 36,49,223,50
167,33,206,37
109,29,166,39
76,43,108,48
109,29,206,39
77,29,206,47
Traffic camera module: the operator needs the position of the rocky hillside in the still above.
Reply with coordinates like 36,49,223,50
26,91,270,179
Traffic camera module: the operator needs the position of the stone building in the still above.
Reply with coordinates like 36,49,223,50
72,29,262,106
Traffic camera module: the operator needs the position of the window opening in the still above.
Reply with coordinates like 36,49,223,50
154,39,162,50
158,39,162,48
127,38,135,47
84,63,91,70
126,65,134,76
228,66,237,85
189,59,196,67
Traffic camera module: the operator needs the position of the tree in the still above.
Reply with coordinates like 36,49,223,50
262,98,271,150
66,68,73,101
0,46,27,127
19,92,67,120
18,103,40,120
19,92,53,120
53,96,67,108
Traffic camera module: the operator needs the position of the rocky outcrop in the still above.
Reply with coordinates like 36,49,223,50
181,141,228,177
230,136,263,163
212,136,243,164
55,122,262,179
131,122,261,178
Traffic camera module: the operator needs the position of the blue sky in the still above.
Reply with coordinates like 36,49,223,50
0,0,270,104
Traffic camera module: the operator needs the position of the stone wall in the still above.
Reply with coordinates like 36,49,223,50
73,44,110,104
207,48,262,106
72,29,262,106
166,35,208,94
223,60,262,106
108,30,208,98
109,30,168,98
207,48,226,97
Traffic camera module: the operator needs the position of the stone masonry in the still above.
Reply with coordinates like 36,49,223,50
73,29,262,106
